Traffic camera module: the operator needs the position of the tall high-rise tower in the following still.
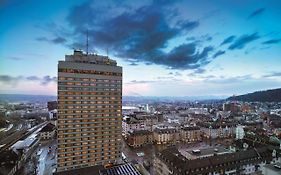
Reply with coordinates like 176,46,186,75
57,50,122,172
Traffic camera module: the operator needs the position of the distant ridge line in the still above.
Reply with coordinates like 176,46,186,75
227,88,281,102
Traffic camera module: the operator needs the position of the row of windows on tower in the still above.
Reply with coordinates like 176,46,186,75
58,68,122,76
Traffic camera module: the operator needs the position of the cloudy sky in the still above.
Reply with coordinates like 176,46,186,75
0,0,281,97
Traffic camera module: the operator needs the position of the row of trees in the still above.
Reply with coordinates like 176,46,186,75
0,112,7,128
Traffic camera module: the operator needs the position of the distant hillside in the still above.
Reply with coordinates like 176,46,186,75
123,95,227,102
0,94,56,103
228,88,281,102
0,94,226,104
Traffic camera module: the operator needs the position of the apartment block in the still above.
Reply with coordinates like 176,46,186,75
154,147,273,175
180,126,201,143
57,50,122,172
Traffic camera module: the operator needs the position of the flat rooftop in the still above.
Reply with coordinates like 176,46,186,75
182,146,231,159
65,50,117,66
263,162,281,173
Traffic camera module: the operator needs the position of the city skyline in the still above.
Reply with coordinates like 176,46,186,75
1,0,281,96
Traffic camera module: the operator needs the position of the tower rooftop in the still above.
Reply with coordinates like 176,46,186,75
65,50,117,66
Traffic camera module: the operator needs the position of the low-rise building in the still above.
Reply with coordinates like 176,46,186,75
12,137,39,162
153,127,179,145
47,101,58,111
199,122,236,139
184,146,231,160
122,118,145,137
223,102,240,113
180,126,201,143
262,162,281,175
154,147,273,175
39,123,55,140
236,125,245,140
0,150,22,175
122,113,162,137
127,130,153,148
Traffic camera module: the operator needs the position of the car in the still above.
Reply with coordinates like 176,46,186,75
192,149,201,154
37,149,42,156
52,168,56,173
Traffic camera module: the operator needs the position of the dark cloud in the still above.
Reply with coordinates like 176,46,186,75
248,8,265,19
186,34,212,44
0,75,21,83
228,33,260,50
200,34,212,41
206,75,252,84
156,76,181,82
166,72,182,76
176,20,199,31
36,37,48,42
26,76,40,81
41,76,57,85
193,68,206,74
126,75,182,85
92,9,210,69
86,5,199,59
70,4,178,52
262,72,281,78
146,44,214,69
213,50,225,58
174,72,182,76
262,38,281,44
42,1,221,70
0,75,56,86
220,35,235,46
52,37,67,44
127,80,156,84
6,56,22,60
36,36,67,44
186,68,206,77
5,53,48,60
244,46,257,55
186,37,196,41
128,62,138,66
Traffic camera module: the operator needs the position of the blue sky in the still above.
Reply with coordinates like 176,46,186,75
0,0,281,96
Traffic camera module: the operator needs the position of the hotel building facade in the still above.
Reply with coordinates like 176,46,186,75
57,50,122,172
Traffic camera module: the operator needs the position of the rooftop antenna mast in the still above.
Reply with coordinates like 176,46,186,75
106,47,109,58
86,29,89,55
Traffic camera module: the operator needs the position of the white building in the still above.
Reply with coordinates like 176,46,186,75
236,125,245,140
39,123,55,140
